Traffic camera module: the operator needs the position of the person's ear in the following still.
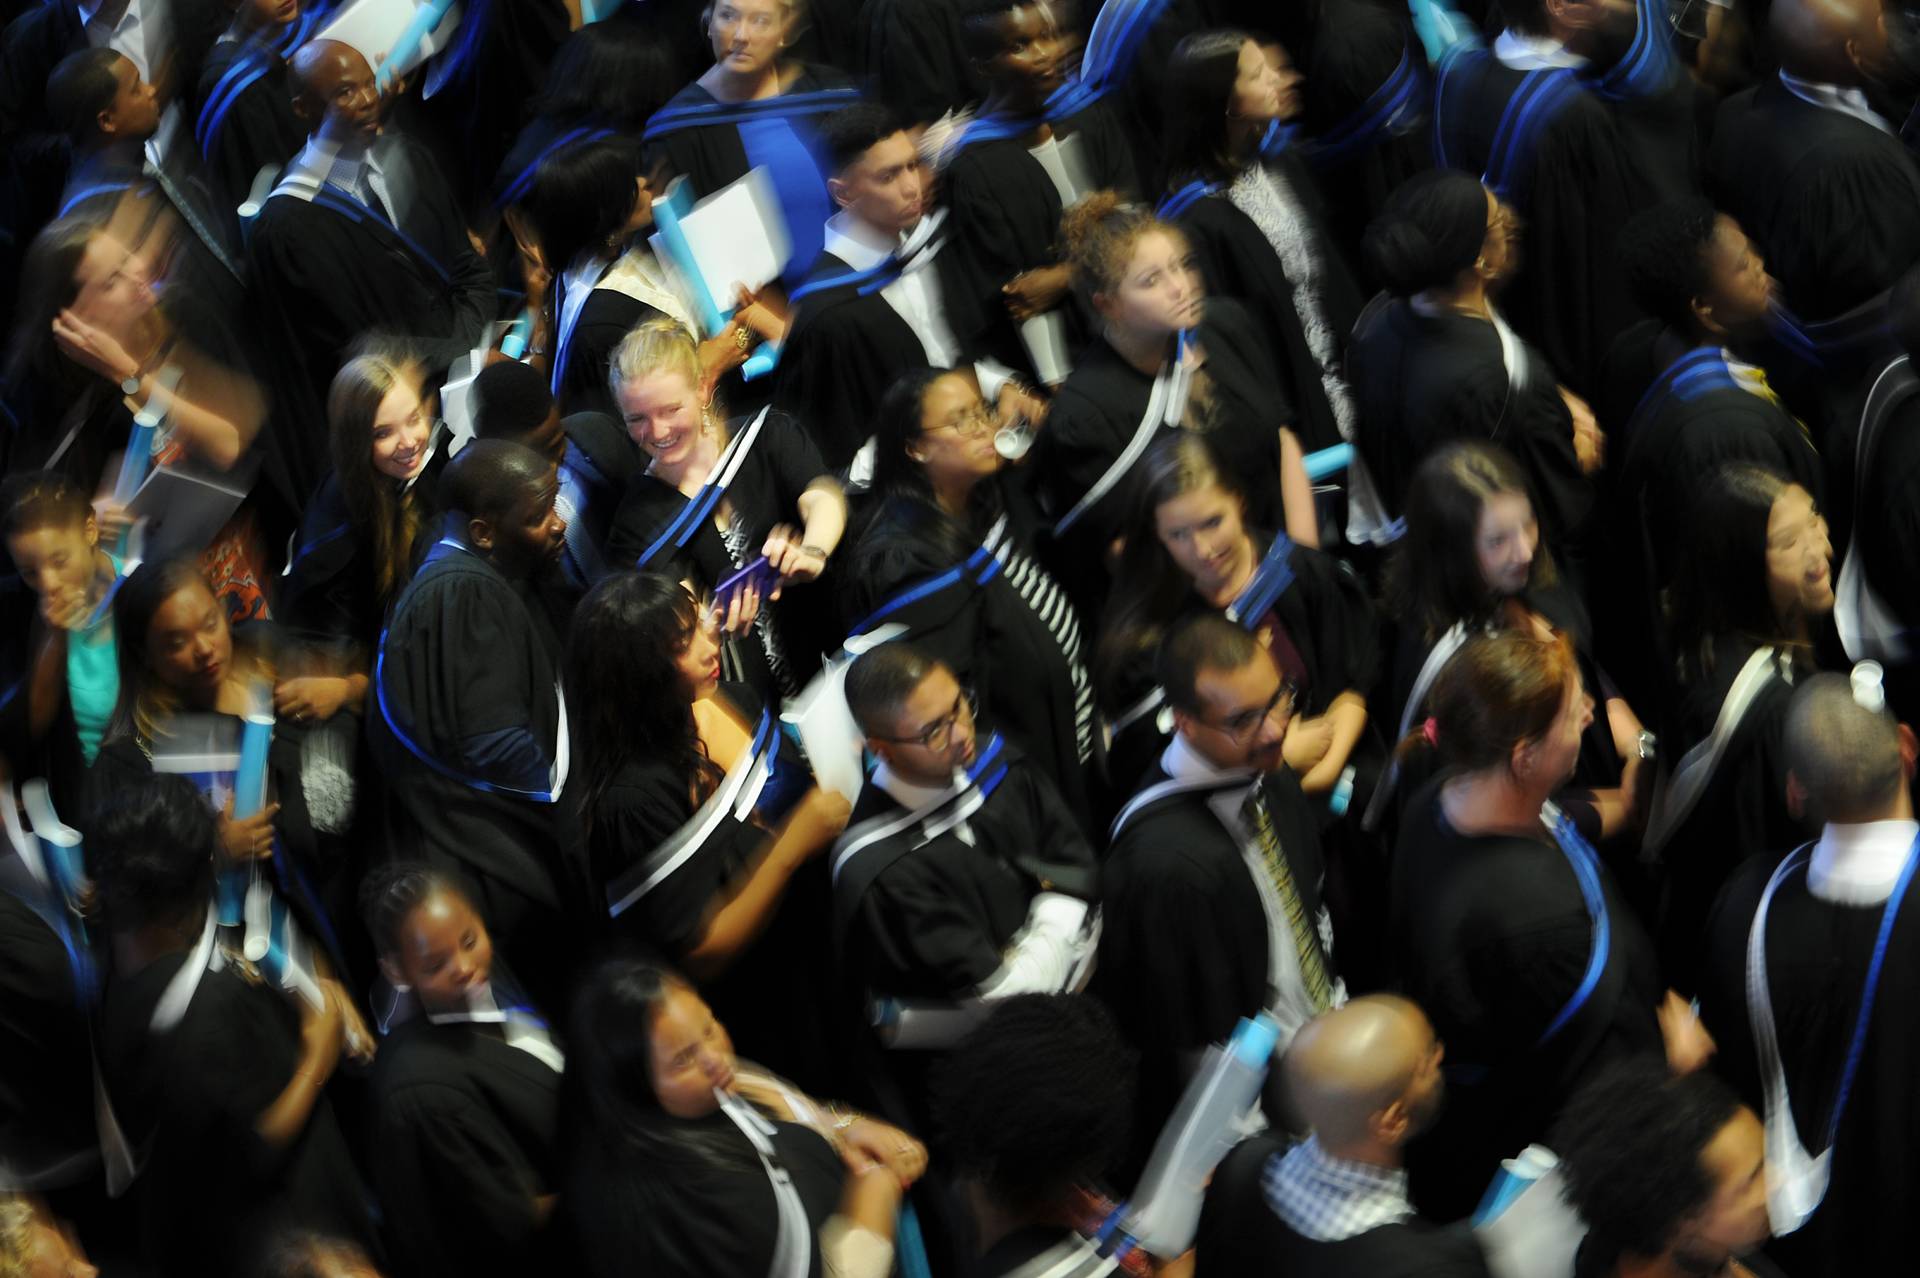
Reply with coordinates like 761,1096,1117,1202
291,91,318,130
906,438,929,464
1371,1099,1411,1148
467,514,495,553
378,954,407,991
82,512,99,548
1090,287,1119,324
1900,723,1918,781
827,173,853,210
95,104,119,137
1690,292,1724,338
1784,769,1808,821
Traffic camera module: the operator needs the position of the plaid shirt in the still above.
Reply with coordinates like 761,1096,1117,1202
1264,1137,1416,1243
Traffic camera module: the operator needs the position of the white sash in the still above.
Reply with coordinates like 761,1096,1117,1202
1360,621,1471,832
1053,338,1195,536
606,717,774,916
149,908,222,1035
1835,356,1915,664
1643,646,1785,859
424,984,566,1073
1109,768,1257,844
716,1090,813,1278
557,247,697,375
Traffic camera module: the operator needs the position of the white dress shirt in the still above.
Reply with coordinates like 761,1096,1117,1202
79,0,160,82
1492,29,1588,72
1159,734,1347,1051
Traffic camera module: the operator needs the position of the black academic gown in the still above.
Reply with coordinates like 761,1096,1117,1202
834,743,1097,1003
554,287,657,421
1348,297,1594,554
774,234,1005,472
246,135,496,507
1194,1133,1494,1278
193,35,305,211
862,0,981,127
843,487,1095,830
604,409,834,696
0,875,94,1190
1697,844,1920,1278
1430,53,1644,394
1096,761,1329,1174
1709,79,1920,326
97,941,377,1277
367,531,588,1014
1037,296,1290,620
1657,637,1820,987
588,682,836,1092
1162,150,1363,454
1390,777,1665,1222
568,1107,848,1278
942,100,1140,379
369,1009,563,1278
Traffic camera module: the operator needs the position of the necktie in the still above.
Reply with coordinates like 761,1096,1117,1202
363,160,396,225
1241,788,1333,1012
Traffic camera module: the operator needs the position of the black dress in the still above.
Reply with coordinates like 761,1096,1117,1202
97,939,377,1277
1037,296,1291,620
567,1103,849,1278
368,1010,563,1278
604,409,835,696
842,485,1095,830
1390,778,1664,1221
1347,297,1594,556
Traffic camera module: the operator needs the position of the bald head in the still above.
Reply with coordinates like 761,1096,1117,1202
1770,0,1890,83
1284,997,1443,1153
1786,673,1908,823
290,40,381,142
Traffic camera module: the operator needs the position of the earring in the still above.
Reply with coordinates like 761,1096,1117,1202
391,982,411,994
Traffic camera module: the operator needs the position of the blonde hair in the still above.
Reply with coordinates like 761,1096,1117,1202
1060,189,1189,300
609,317,706,401
0,1196,36,1278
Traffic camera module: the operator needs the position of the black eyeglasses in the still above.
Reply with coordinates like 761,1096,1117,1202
1203,680,1298,742
873,687,977,751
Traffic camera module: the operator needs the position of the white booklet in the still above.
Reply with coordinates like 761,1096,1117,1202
315,0,465,80
650,168,792,338
126,466,247,564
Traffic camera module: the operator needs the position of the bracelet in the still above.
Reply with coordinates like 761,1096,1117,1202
799,543,828,562
824,1102,857,1131
734,324,753,352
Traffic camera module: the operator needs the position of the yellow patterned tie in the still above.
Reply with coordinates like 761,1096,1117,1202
1241,790,1333,1012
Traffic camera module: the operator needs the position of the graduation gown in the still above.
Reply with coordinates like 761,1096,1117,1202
862,0,981,127
567,1106,848,1278
367,531,587,1012
368,1012,563,1278
1160,148,1364,454
1709,79,1920,327
193,32,306,211
773,227,1006,472
590,683,833,1091
1697,844,1920,1278
1655,638,1819,985
246,135,496,506
842,488,1095,830
97,939,376,1277
1347,297,1594,552
1096,762,1329,1172
604,409,834,695
1390,778,1664,1221
1430,49,1644,394
832,739,1097,1004
0,875,95,1189
942,100,1140,379
1036,296,1290,619
1193,1132,1494,1278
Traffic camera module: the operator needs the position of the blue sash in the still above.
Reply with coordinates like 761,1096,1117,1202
497,125,616,206
1539,805,1612,1045
1433,48,1585,202
1582,0,1679,103
632,408,772,568
195,46,275,159
846,540,1004,639
786,219,949,306
300,186,456,287
374,538,564,803
1156,123,1293,219
1623,345,1744,435
640,86,863,140
1222,534,1297,628
1041,0,1176,119
1297,50,1427,170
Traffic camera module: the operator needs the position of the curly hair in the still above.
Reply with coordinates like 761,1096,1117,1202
930,994,1137,1208
1550,1060,1745,1273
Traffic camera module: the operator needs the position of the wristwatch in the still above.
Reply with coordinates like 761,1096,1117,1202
1636,730,1657,761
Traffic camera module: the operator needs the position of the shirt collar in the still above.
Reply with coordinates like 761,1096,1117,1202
1809,818,1920,905
1263,1136,1414,1243
290,133,376,195
78,0,126,27
823,210,898,271
872,758,964,813
1493,29,1588,71
1778,70,1893,133
1162,731,1234,784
